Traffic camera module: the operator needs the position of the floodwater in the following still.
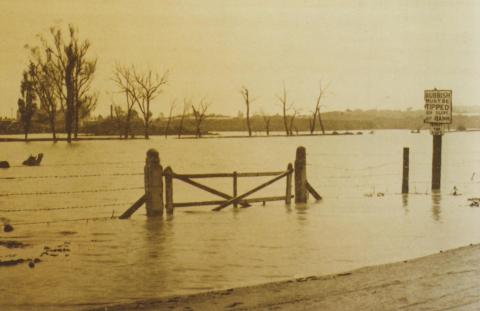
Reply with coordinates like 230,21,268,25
1,130,480,309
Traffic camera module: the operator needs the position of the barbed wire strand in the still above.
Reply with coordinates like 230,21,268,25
0,202,130,212
0,186,143,197
0,172,143,180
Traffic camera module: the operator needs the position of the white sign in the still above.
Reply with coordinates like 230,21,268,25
424,89,452,124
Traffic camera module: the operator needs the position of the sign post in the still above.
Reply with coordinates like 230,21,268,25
424,89,452,191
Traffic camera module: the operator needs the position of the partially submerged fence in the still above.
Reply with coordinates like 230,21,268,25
120,146,322,218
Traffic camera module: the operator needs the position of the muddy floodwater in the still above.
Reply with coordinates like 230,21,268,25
1,130,480,309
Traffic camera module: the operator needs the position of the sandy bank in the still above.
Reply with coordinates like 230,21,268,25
88,243,480,311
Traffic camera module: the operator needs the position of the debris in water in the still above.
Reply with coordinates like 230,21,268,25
3,224,14,233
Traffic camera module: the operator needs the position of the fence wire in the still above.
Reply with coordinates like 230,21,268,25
0,186,143,197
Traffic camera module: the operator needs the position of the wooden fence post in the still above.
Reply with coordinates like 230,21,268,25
144,149,164,216
165,166,173,214
233,171,238,208
286,163,292,204
432,134,442,191
402,147,409,194
295,146,308,203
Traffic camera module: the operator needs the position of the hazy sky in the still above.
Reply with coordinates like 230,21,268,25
1,0,479,117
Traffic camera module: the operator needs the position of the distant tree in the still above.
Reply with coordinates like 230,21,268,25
113,64,138,139
112,104,126,138
261,111,271,136
310,82,329,135
240,86,253,137
164,100,176,138
276,86,291,136
31,24,97,142
132,68,168,139
28,52,59,141
288,108,297,136
177,99,190,138
17,67,37,141
192,99,209,138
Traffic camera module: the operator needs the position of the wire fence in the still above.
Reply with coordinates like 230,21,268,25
1,154,480,226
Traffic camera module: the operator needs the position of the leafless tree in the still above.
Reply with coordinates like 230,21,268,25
240,86,254,137
177,99,190,138
28,51,59,141
33,25,97,142
110,99,125,138
71,35,97,138
17,65,37,141
311,81,330,135
133,68,168,139
288,108,298,136
261,111,271,136
112,64,138,139
191,99,209,138
276,86,291,136
164,100,176,138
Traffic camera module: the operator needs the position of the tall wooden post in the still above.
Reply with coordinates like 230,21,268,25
144,149,163,216
285,163,293,204
165,166,173,214
233,171,238,208
432,134,442,191
294,146,307,203
402,147,409,194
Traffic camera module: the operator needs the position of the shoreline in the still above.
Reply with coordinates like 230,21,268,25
0,128,476,142
86,243,480,310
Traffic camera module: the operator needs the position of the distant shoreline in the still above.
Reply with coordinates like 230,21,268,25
0,128,477,142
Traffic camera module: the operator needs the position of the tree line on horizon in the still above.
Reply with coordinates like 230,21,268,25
13,24,340,141
11,24,473,141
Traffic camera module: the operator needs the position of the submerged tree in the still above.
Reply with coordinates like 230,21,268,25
17,66,37,141
261,111,271,136
177,99,190,138
192,99,209,138
29,24,97,142
133,68,168,139
113,65,168,139
112,64,138,139
310,81,330,135
240,86,253,137
276,86,291,136
28,52,59,141
164,100,176,138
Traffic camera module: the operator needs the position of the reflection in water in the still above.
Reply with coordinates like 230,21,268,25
401,194,409,214
431,191,441,222
295,203,308,222
144,217,174,257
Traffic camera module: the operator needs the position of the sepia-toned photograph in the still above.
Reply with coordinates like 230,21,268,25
1,1,480,310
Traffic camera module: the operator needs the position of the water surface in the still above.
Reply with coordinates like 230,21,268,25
1,130,480,309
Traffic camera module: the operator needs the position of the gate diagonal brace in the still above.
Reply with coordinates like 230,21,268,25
213,170,291,212
174,174,251,208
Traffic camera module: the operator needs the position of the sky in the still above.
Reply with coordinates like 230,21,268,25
0,0,479,118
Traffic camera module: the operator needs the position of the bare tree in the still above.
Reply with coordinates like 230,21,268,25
133,68,168,139
72,35,97,138
177,99,190,138
276,86,291,136
313,81,330,135
17,65,37,141
288,108,298,136
191,99,209,138
261,111,271,136
240,86,254,137
28,51,59,141
112,64,138,139
164,100,176,138
33,24,97,142
112,104,125,138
